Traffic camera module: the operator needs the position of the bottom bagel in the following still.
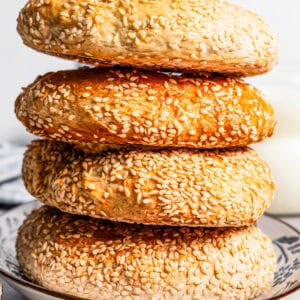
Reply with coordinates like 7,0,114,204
17,206,276,300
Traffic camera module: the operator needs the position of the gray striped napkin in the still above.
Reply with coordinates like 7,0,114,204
0,141,34,204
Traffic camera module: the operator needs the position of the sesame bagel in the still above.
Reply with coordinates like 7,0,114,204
17,205,276,300
17,0,279,76
22,140,274,227
15,68,277,149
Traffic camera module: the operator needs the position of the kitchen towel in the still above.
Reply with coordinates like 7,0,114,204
0,140,34,204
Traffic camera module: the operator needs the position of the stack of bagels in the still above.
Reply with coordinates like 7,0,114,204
15,0,279,299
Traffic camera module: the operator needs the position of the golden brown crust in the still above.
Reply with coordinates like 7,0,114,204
17,206,276,300
17,0,279,76
22,140,274,227
15,68,277,149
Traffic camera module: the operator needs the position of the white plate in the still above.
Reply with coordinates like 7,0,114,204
0,201,299,300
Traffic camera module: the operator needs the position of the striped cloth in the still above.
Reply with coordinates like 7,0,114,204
0,141,34,204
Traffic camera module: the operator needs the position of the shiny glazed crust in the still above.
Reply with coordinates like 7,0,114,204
22,140,274,227
17,0,279,76
16,206,276,300
15,68,277,149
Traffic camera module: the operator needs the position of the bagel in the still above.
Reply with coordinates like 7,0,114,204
17,205,276,300
17,0,279,76
15,68,277,149
22,140,274,227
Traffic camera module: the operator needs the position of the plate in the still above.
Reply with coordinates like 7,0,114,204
0,201,299,300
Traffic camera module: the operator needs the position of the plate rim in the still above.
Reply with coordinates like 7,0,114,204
262,213,300,299
0,201,299,300
0,202,88,300
264,212,300,234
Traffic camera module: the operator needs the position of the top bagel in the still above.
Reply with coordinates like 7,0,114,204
17,0,279,76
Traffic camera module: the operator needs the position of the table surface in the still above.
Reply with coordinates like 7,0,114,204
0,207,299,300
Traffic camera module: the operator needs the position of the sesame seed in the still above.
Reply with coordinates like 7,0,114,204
87,183,96,190
142,198,152,204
